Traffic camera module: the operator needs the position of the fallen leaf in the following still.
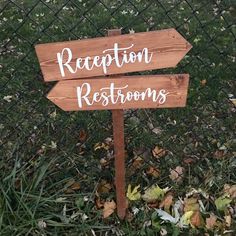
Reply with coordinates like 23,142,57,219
215,195,232,211
49,110,57,119
64,179,76,193
213,150,226,159
179,211,194,227
14,178,21,190
129,28,135,34
224,215,231,227
156,209,178,224
126,184,141,201
200,79,207,86
95,196,104,209
184,197,199,212
56,197,67,203
103,200,116,218
160,228,168,236
100,158,109,167
128,157,144,177
152,146,167,158
146,166,160,178
65,179,75,188
186,188,209,199
224,184,236,199
81,213,89,221
159,194,173,212
190,210,203,228
104,137,113,147
169,166,184,183
70,182,81,191
229,98,236,106
131,156,143,170
206,214,217,229
49,141,57,149
142,185,169,202
183,157,196,165
78,129,87,142
38,220,47,229
97,180,112,194
94,142,109,151
3,95,13,102
147,201,159,208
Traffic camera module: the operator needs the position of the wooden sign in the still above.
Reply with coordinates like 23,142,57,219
35,28,192,220
35,28,192,82
47,74,189,111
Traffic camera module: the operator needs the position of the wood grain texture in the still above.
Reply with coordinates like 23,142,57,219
35,29,192,82
47,74,189,111
108,29,127,220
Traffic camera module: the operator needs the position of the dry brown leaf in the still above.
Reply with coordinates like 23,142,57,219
103,200,116,218
183,157,196,165
15,178,21,190
77,145,85,155
169,166,184,183
65,188,74,194
213,150,226,159
132,157,143,169
152,146,167,158
97,180,112,194
94,142,110,151
206,214,217,229
95,197,104,209
70,182,81,191
224,215,232,227
100,158,110,167
224,184,236,199
159,194,173,212
147,202,159,208
201,79,207,86
146,166,160,178
184,197,199,212
78,129,87,142
190,210,203,228
64,179,76,193
128,157,143,176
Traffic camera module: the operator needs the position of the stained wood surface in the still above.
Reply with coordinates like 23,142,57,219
108,29,126,220
35,29,192,82
47,74,189,111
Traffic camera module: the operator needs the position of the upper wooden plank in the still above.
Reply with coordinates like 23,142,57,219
47,74,189,111
35,29,192,82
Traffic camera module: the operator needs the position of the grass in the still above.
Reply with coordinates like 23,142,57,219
0,0,236,235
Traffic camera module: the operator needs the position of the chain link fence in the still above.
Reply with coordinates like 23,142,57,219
0,0,236,230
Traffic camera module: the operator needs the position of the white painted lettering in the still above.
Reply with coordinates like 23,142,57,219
76,83,169,108
57,43,154,77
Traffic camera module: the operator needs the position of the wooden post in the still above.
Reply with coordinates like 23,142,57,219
108,29,126,219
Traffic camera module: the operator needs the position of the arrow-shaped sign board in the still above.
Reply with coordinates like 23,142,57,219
35,28,192,220
35,29,192,82
47,74,189,111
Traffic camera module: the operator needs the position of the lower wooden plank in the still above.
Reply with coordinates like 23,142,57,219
47,74,189,111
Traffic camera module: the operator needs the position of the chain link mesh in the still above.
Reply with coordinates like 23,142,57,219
0,0,235,206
